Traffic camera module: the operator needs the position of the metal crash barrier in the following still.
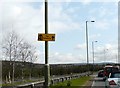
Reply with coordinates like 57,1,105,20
15,72,91,88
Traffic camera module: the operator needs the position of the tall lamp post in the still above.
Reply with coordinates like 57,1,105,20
85,21,95,66
92,41,97,72
104,48,108,66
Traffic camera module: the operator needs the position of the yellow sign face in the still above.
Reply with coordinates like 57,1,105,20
38,33,55,41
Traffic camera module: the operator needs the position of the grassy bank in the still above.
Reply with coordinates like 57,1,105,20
50,76,91,88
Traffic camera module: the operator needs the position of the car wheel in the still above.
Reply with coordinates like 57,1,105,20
105,86,107,88
103,77,106,81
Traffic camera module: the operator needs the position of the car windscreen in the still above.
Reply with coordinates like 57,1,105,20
105,67,112,72
110,73,120,78
105,67,118,73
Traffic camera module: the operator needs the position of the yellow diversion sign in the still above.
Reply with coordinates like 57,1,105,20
38,33,55,41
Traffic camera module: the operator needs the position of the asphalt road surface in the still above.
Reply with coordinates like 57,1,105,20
91,75,106,88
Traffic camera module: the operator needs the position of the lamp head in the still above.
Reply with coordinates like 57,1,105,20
91,21,95,22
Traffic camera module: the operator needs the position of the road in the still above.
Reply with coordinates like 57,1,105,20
91,74,106,88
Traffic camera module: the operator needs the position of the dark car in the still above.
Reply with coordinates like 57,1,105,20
103,66,119,77
103,65,119,81
98,70,104,77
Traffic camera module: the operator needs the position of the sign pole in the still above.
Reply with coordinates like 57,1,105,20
44,0,50,88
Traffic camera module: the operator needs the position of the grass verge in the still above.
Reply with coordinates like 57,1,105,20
50,76,91,88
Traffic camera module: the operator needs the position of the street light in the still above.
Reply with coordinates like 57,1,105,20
104,48,108,65
92,41,97,72
85,21,95,65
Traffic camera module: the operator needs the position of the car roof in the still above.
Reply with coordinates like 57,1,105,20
104,65,119,68
104,65,113,67
111,71,120,74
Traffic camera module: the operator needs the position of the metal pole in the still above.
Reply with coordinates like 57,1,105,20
85,21,90,74
86,21,89,65
104,49,105,64
92,42,94,66
85,21,95,73
92,41,97,72
116,54,118,64
44,0,50,88
104,48,108,66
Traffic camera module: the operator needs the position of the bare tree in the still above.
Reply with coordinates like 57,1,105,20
2,30,38,82
28,47,38,80
2,30,23,83
18,42,31,80
19,42,38,80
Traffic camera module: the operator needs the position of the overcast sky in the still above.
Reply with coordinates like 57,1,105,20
1,0,119,64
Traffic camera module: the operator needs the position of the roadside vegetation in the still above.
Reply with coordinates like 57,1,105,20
2,60,103,85
50,76,91,88
2,59,103,86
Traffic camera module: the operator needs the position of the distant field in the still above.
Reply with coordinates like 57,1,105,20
50,76,91,88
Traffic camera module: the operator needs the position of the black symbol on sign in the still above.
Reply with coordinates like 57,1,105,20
52,36,55,40
39,34,43,40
